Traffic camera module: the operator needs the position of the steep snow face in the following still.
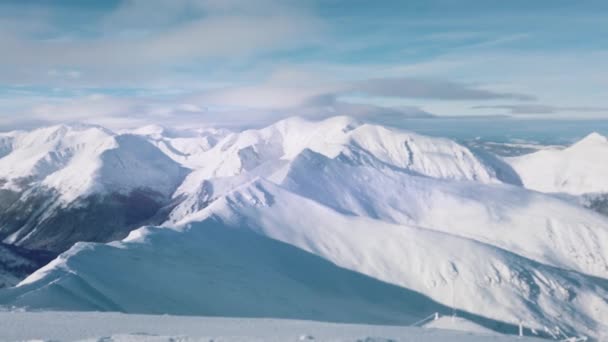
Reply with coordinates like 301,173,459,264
505,132,608,195
0,124,189,253
0,124,115,194
9,180,608,339
276,149,608,279
0,124,186,202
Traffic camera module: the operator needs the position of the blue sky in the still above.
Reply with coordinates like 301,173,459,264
0,0,607,129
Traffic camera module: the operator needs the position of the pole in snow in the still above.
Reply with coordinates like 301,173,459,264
518,320,523,338
451,276,457,321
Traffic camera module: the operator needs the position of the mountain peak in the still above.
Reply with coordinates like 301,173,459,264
575,132,607,146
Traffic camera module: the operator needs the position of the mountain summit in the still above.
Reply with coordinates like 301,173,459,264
506,132,608,195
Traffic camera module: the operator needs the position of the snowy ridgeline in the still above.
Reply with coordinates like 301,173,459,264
0,311,543,342
504,132,608,195
0,116,607,340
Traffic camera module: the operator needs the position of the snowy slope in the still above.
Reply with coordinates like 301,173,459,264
0,124,188,252
1,116,608,340
168,116,503,220
175,180,608,339
174,116,499,195
0,124,113,196
0,311,543,342
5,179,607,339
272,149,608,279
0,124,186,202
505,132,608,195
4,220,452,325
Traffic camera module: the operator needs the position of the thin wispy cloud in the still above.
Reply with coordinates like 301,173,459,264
0,0,607,129
472,105,608,115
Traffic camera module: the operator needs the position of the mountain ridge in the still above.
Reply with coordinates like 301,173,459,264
505,132,608,196
1,116,608,340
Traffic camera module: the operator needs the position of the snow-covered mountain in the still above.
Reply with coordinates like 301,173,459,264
175,179,608,338
1,116,608,340
504,132,608,217
0,124,188,252
273,149,608,278
126,124,230,169
505,132,608,195
5,178,608,339
176,116,500,183
167,116,505,221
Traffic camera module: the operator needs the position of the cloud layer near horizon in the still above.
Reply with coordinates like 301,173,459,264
0,0,607,130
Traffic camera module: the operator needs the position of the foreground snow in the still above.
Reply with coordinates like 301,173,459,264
0,311,542,342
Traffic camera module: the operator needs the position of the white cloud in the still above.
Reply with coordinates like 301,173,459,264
47,69,81,80
0,0,323,87
0,17,319,66
1,1,607,128
472,104,608,115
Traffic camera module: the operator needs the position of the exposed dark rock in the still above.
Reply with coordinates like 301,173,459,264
0,243,56,288
582,193,608,217
0,187,179,253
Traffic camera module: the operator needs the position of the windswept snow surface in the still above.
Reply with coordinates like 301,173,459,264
1,116,608,340
0,311,543,342
505,132,608,195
